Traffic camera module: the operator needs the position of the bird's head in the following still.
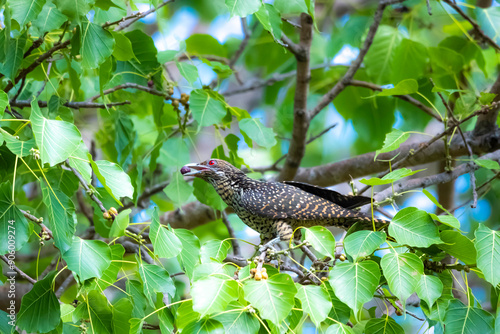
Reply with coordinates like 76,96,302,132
180,159,244,184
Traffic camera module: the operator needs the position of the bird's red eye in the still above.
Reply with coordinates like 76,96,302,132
208,160,216,166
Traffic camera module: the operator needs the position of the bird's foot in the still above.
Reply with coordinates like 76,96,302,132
259,237,280,253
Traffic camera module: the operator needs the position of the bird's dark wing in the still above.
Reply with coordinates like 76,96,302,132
240,182,361,221
283,181,371,209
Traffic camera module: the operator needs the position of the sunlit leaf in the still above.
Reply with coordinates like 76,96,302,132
381,252,423,303
475,224,500,287
344,231,386,261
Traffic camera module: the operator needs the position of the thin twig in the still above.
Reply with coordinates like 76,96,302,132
229,17,250,68
20,209,53,239
223,63,333,96
62,162,107,213
116,0,176,31
35,62,53,98
11,99,130,109
434,86,478,207
55,274,74,298
120,180,170,211
358,102,499,195
309,0,407,119
349,79,441,121
221,212,241,257
91,82,170,101
0,255,37,284
269,123,337,170
442,0,500,51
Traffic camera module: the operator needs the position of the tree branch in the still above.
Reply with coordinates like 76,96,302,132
474,73,500,136
349,79,441,121
367,148,500,208
62,162,107,213
0,255,37,284
20,209,53,240
277,13,314,182
442,0,500,52
115,0,176,31
90,83,170,101
309,0,405,119
222,212,241,257
11,100,130,109
229,17,250,68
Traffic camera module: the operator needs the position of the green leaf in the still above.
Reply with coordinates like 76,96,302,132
328,261,381,318
110,31,135,61
304,226,336,258
0,182,31,254
365,315,404,334
79,20,115,69
475,224,500,287
364,26,403,84
429,213,461,229
89,158,134,202
295,284,332,326
391,39,428,83
31,97,82,167
344,231,386,261
381,252,423,303
213,301,260,334
239,118,277,148
73,290,113,334
109,208,130,237
33,1,67,34
225,0,261,17
190,89,227,129
138,263,176,305
164,172,194,208
0,91,8,117
243,274,297,326
11,0,46,28
112,298,133,334
437,230,476,265
479,92,496,105
389,207,442,248
62,237,112,281
274,0,308,14
428,47,464,75
378,79,418,97
415,275,443,308
475,159,500,170
192,277,239,317
444,299,494,334
360,168,424,186
374,128,410,160
200,239,231,263
54,0,89,23
3,133,36,157
159,137,191,169
176,300,200,331
176,61,199,85
150,207,182,258
2,33,27,82
325,324,355,334
174,228,201,279
255,4,282,41
96,244,124,290
183,319,224,334
68,142,92,184
17,272,60,333
193,178,227,211
41,183,76,253
186,34,227,58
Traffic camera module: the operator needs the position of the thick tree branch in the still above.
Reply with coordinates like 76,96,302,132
309,0,405,119
278,13,314,181
292,127,500,187
349,79,441,121
442,0,500,52
11,100,130,109
367,148,500,208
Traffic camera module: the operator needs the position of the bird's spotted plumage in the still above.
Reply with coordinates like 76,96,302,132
181,159,388,242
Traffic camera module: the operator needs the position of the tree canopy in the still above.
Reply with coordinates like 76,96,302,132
1,0,500,333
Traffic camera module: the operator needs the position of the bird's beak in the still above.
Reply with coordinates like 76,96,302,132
180,163,209,176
